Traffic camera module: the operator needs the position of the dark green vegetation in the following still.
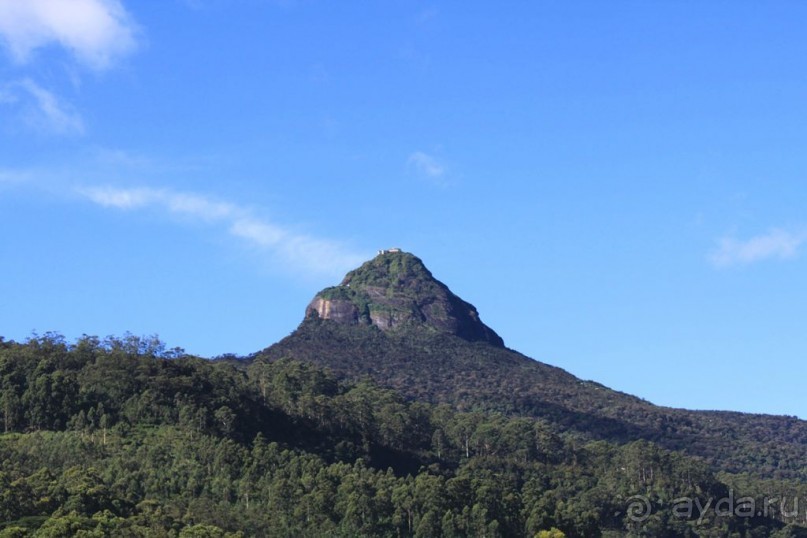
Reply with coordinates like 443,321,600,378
2,251,806,536
259,318,807,483
265,253,807,482
307,253,503,346
2,334,805,537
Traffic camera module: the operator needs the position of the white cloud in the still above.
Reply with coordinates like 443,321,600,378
0,1,138,136
81,186,237,220
80,185,155,209
0,0,137,70
79,186,368,277
19,78,84,134
709,229,807,267
408,151,445,180
230,218,285,247
158,191,235,221
0,78,84,134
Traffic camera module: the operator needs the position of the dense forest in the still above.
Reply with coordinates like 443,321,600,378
257,317,807,483
1,333,806,537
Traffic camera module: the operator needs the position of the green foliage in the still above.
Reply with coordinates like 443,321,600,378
0,333,803,536
258,317,807,481
536,529,566,538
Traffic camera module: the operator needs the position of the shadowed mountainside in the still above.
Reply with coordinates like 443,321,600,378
255,250,807,480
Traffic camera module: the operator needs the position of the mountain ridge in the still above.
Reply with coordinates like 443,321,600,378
256,250,807,480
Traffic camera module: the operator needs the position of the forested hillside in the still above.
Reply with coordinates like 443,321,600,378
3,252,806,536
255,252,807,483
1,333,806,537
257,318,807,483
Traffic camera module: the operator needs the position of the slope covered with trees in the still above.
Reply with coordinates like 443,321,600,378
256,252,807,482
2,333,805,537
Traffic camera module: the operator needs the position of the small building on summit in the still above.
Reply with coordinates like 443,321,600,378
377,247,402,255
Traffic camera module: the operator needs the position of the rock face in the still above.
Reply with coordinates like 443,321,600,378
305,250,504,347
307,297,359,325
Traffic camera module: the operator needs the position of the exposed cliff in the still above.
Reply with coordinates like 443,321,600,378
305,250,504,347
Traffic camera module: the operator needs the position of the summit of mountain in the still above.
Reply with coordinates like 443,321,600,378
306,250,504,347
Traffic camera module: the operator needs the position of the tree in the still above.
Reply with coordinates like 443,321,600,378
536,529,566,538
1,389,20,433
214,406,236,437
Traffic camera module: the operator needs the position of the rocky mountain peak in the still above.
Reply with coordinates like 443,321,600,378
305,250,504,346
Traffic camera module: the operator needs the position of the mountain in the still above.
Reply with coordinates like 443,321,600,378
256,250,807,480
306,250,504,346
2,250,806,536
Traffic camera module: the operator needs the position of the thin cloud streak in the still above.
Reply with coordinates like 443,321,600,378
0,79,84,135
0,0,138,70
230,218,285,247
408,151,445,179
709,229,807,267
80,185,155,209
20,79,84,134
79,185,368,277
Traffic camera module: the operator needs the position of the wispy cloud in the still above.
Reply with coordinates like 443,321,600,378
80,185,154,209
0,0,137,135
22,78,83,134
0,0,138,70
79,185,368,277
0,78,84,135
408,151,446,182
709,229,807,268
0,78,85,135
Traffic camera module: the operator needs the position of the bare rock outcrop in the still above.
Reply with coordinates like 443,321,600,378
304,250,504,347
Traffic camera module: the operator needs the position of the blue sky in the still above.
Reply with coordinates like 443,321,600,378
2,1,807,419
